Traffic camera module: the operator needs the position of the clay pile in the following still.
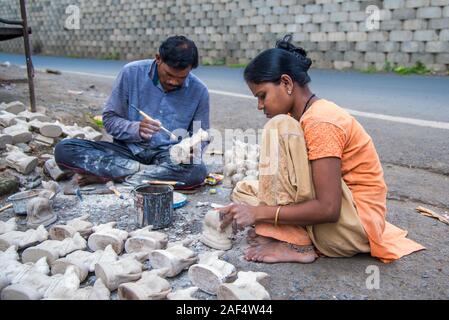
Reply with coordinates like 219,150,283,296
0,100,103,180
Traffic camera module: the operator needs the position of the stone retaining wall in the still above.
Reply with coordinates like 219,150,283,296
0,0,448,72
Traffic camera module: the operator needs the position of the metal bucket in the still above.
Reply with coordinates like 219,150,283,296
132,184,174,229
7,189,56,215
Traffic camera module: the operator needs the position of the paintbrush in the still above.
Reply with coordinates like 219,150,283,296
129,104,177,140
142,180,186,186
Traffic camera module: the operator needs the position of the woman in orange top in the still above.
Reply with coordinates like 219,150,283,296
219,35,424,264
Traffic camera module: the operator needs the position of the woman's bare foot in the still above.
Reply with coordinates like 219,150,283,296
244,240,317,264
246,228,275,246
74,174,109,186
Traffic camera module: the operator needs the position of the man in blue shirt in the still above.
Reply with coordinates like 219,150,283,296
54,36,209,187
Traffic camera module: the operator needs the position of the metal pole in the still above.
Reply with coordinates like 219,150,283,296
19,0,36,112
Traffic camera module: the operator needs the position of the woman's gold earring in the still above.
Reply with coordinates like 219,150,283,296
287,90,292,95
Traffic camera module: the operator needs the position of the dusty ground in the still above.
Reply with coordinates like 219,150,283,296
1,64,448,300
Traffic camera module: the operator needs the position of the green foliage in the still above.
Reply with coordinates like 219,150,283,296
361,66,377,74
393,61,431,75
202,58,226,66
227,63,248,68
361,61,432,75
103,51,121,60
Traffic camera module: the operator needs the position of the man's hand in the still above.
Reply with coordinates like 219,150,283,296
218,203,258,233
139,117,161,140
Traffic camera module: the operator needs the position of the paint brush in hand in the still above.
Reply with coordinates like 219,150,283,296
129,104,177,140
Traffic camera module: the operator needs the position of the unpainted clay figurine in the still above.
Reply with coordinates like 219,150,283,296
217,271,271,300
22,232,87,265
124,226,168,255
43,266,110,300
94,255,143,291
0,225,49,251
1,263,78,300
26,193,57,228
51,245,118,281
188,251,236,295
148,241,198,277
200,210,233,250
49,214,93,240
87,222,129,254
118,268,171,300
0,247,49,291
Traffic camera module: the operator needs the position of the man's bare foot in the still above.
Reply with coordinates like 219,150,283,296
246,228,275,246
244,241,317,264
74,174,109,187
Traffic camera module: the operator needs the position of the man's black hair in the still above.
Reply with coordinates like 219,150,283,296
159,35,199,69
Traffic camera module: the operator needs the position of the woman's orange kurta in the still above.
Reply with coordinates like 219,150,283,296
300,99,424,263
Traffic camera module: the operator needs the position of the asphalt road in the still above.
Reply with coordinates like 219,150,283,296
1,52,448,299
1,53,449,176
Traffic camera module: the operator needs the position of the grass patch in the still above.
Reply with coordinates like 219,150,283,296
227,63,248,68
103,52,121,60
393,61,431,75
202,58,226,66
361,66,377,74
361,61,432,75
86,113,103,129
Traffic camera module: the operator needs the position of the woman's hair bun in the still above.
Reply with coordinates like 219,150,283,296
275,34,312,71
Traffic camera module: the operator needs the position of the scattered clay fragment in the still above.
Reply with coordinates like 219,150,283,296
16,110,50,122
2,101,26,115
0,111,17,127
5,144,38,174
29,119,62,138
3,124,32,144
44,158,73,181
82,126,103,141
60,124,86,139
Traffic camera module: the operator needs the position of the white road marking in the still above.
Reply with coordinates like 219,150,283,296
32,68,449,130
208,89,449,130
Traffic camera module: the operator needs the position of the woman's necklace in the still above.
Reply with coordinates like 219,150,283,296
300,93,316,120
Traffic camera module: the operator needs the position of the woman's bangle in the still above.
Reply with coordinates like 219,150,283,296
274,206,281,227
